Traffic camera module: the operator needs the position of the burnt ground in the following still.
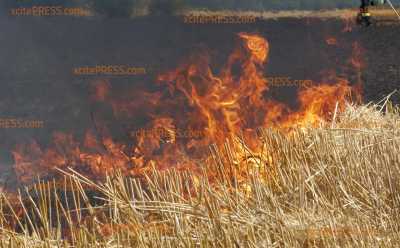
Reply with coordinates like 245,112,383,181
0,11,399,188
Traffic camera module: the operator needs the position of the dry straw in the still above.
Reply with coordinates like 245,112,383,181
0,96,399,247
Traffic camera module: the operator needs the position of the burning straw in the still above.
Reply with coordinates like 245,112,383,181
0,99,399,247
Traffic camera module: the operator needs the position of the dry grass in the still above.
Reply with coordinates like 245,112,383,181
183,7,400,21
0,97,399,247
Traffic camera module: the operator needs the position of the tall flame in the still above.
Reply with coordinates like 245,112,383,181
12,33,360,185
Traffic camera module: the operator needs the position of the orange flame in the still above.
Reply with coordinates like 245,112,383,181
326,37,338,46
12,33,360,185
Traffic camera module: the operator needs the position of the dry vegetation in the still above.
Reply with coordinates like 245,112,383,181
183,7,400,21
0,96,399,247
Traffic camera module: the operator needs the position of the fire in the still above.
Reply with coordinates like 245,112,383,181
349,41,366,70
239,32,269,62
326,37,338,46
341,11,356,33
11,33,360,185
349,41,366,103
281,79,352,128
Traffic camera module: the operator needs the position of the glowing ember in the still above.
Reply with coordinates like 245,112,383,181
326,37,338,46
